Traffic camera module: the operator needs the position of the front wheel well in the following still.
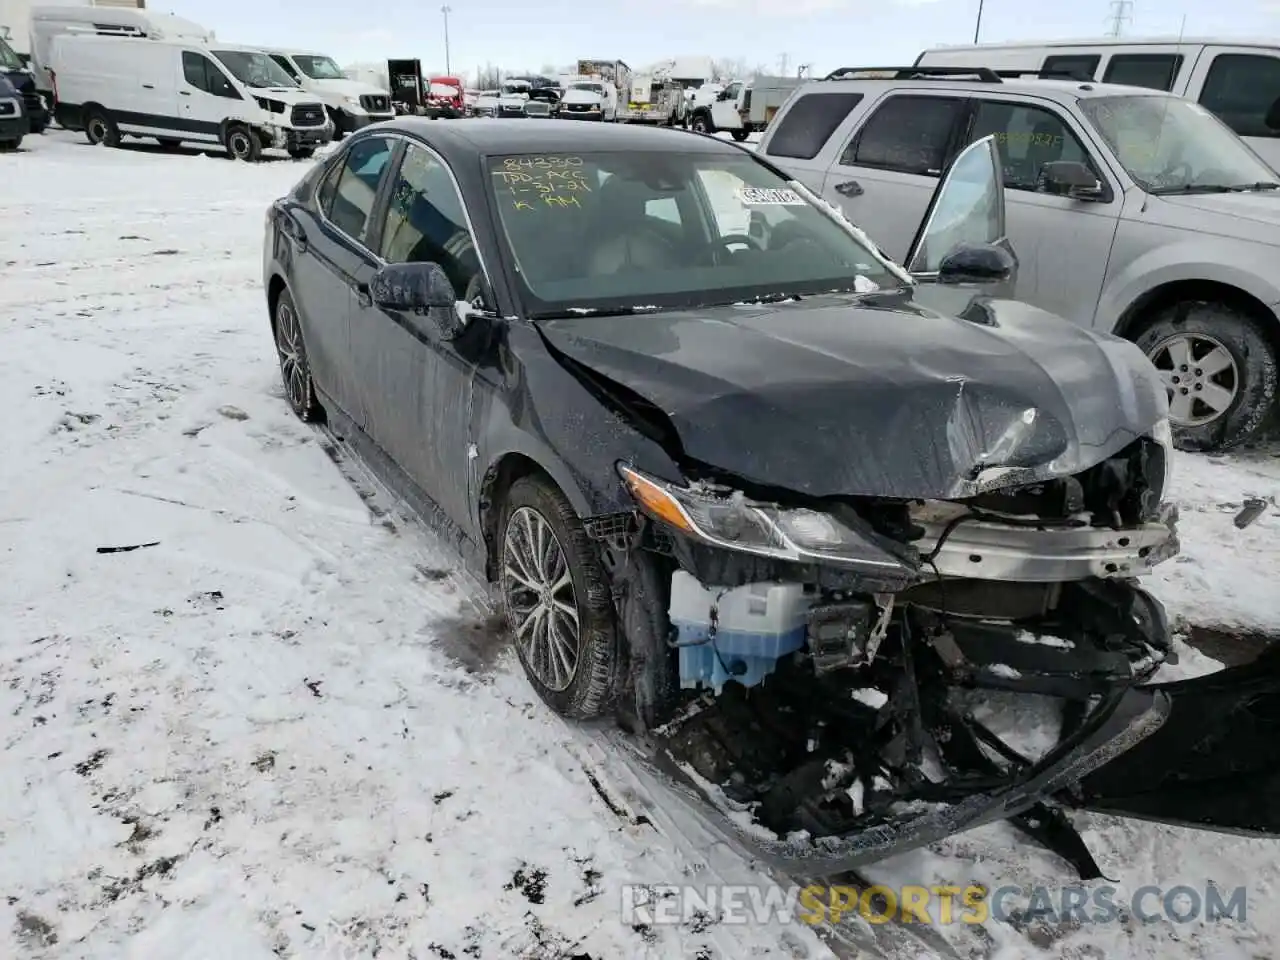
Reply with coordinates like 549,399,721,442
1114,279,1280,355
266,274,287,334
478,453,559,581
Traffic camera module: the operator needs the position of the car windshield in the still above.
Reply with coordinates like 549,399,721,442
570,83,604,94
1078,94,1280,194
486,150,906,317
293,54,345,80
212,50,297,88
0,37,22,71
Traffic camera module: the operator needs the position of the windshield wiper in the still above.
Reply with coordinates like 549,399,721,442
1151,181,1280,195
529,306,665,320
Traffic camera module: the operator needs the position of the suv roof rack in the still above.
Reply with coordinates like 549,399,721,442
821,66,1003,82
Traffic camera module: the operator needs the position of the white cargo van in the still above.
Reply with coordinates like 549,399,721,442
559,77,617,120
260,48,393,138
49,34,332,159
916,38,1280,169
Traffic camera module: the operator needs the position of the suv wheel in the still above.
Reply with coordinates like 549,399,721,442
1135,301,1278,451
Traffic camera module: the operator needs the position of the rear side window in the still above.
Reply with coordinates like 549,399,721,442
765,91,864,159
1042,54,1100,80
322,136,395,245
841,95,964,176
1199,53,1280,138
1103,53,1182,91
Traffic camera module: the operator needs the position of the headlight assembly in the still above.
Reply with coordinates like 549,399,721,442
617,463,913,575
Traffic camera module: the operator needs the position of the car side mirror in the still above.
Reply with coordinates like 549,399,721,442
937,242,1015,285
1040,160,1104,200
369,262,467,338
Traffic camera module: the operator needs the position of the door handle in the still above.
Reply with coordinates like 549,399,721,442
142,83,154,89
180,90,191,96
834,179,864,197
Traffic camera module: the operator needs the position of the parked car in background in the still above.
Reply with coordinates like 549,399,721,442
757,65,1280,451
915,37,1280,170
0,72,26,149
262,47,394,137
471,89,500,117
253,120,1280,881
0,28,47,132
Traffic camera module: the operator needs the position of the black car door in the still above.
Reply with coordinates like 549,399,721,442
352,137,489,532
300,135,397,422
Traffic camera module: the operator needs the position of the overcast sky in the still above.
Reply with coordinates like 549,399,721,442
155,0,1280,81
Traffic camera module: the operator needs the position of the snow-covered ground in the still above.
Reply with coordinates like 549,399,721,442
1,130,1278,960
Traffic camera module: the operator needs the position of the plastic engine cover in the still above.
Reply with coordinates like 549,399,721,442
668,570,811,693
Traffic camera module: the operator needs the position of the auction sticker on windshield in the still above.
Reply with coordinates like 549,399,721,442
736,186,806,205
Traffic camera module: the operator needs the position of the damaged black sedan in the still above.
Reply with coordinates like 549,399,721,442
263,119,1280,876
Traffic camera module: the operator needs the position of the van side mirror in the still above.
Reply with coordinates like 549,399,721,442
1040,160,1104,200
370,261,467,339
1266,96,1280,131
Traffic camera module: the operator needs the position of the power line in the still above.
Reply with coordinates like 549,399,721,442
1106,0,1133,37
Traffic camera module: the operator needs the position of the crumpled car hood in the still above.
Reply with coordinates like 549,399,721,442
538,294,1167,499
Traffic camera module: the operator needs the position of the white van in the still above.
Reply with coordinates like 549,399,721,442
559,77,617,120
916,38,1280,169
49,34,332,159
260,48,393,138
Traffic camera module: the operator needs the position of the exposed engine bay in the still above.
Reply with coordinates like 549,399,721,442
587,432,1202,875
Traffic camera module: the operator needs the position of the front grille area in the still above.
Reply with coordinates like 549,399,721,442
22,92,41,114
499,104,524,115
360,94,391,113
290,103,326,127
524,101,551,116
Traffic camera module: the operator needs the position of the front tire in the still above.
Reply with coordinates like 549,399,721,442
225,124,261,162
1135,301,1278,451
731,128,750,142
273,288,322,422
0,137,20,151
499,475,619,719
288,146,315,160
690,111,713,135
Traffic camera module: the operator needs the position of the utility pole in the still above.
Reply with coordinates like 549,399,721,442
441,5,452,75
778,52,789,76
1106,0,1133,37
973,0,984,44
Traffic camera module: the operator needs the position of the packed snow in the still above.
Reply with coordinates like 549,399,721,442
2,130,1278,960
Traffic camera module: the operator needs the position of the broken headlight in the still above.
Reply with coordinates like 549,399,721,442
617,463,912,574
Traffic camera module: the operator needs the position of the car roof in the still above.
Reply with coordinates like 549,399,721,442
381,118,742,158
803,75,1179,103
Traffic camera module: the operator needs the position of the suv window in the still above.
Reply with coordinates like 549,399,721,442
323,136,394,244
765,91,865,159
841,95,964,176
182,51,239,99
1042,54,1099,80
379,142,481,299
1103,53,1182,91
967,101,1098,192
1199,53,1280,138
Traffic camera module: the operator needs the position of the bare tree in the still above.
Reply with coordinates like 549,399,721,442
474,62,503,89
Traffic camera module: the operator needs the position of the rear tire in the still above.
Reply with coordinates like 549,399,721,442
690,111,713,135
224,124,261,162
272,288,322,422
84,107,120,147
1134,301,1278,451
731,129,750,142
498,475,619,720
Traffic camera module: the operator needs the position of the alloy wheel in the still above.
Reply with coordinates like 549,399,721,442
274,300,308,411
501,506,581,692
1146,332,1239,427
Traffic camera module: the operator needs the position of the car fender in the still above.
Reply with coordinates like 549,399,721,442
1100,239,1280,335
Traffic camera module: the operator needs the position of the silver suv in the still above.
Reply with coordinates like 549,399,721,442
756,66,1280,452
